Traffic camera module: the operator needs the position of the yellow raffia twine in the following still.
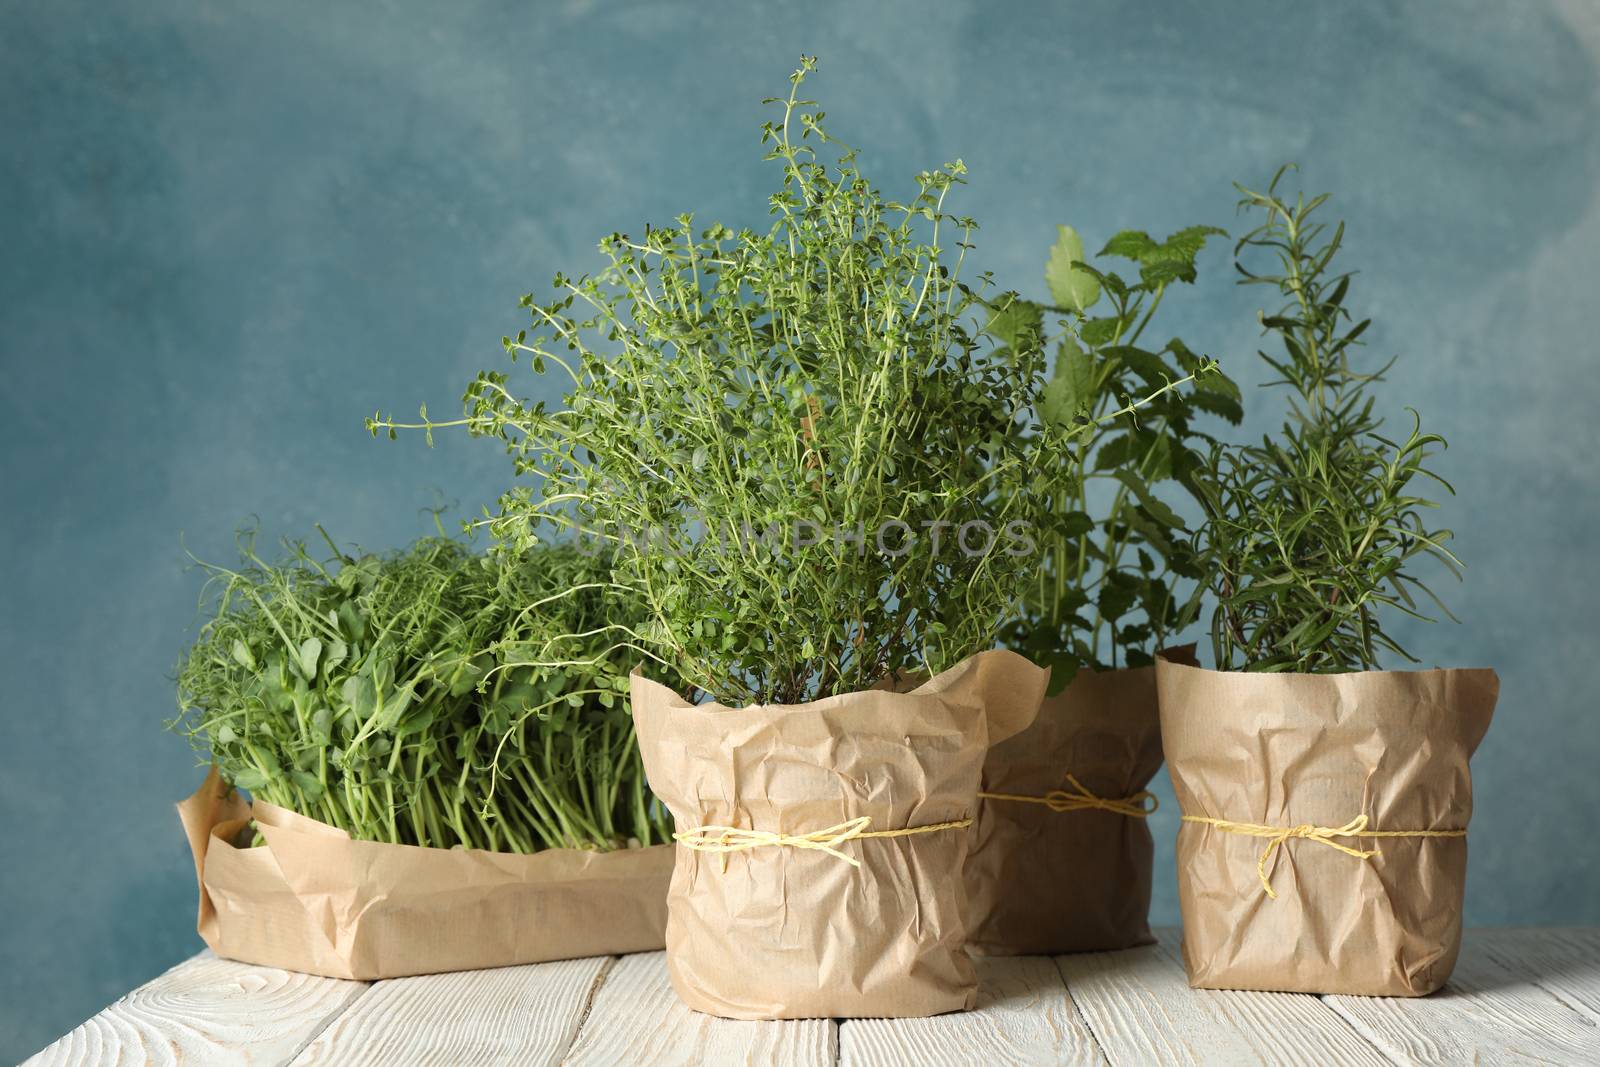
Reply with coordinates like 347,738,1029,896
1182,813,1468,899
979,773,1158,818
673,815,973,871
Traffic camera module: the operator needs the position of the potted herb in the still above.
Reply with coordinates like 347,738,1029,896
171,530,675,979
968,224,1237,956
1157,169,1499,996
373,59,1208,1019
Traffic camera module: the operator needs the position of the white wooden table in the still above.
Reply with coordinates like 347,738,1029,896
26,929,1600,1065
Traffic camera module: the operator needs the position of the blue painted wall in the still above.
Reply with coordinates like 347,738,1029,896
4,1,1598,1056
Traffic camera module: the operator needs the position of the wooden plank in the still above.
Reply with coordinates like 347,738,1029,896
563,951,835,1067
838,955,1103,1067
290,955,609,1066
1326,932,1600,1066
1054,932,1389,1066
23,951,366,1067
1472,927,1600,1024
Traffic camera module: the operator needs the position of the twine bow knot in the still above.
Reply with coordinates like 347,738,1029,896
674,817,875,868
979,773,1158,819
1250,815,1379,899
673,816,973,871
1182,812,1466,899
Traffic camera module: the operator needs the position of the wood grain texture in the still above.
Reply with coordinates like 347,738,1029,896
23,951,366,1067
1473,927,1600,1023
28,931,1600,1066
563,952,836,1067
839,955,1103,1067
1326,930,1600,1066
291,956,609,1067
1054,932,1387,1067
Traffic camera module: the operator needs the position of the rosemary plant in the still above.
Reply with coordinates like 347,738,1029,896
1198,168,1459,673
371,58,1209,706
172,530,669,851
995,224,1241,689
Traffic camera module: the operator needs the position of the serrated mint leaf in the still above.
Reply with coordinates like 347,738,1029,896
984,294,1043,350
1104,345,1173,391
1114,470,1184,527
1045,225,1101,311
1188,390,1244,424
1100,230,1157,261
1137,225,1227,286
1040,337,1094,427
1079,316,1125,346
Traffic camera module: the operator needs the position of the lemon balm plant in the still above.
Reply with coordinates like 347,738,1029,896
964,223,1236,957
172,530,667,852
992,224,1240,687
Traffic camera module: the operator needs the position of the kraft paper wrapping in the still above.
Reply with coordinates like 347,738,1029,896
1157,658,1498,996
966,647,1196,956
178,769,673,979
632,649,1049,1019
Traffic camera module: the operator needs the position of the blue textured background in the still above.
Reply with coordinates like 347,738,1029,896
4,1,1599,1056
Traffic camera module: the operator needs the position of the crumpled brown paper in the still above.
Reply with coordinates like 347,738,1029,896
632,649,1048,1019
178,769,673,979
966,647,1196,956
1157,657,1498,996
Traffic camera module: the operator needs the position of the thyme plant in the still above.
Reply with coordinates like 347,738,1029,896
994,225,1241,688
1198,168,1459,672
172,531,668,851
372,59,1208,706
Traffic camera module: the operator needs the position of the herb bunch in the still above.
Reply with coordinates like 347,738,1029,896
172,531,668,851
1198,168,1459,673
373,59,1208,706
993,225,1240,688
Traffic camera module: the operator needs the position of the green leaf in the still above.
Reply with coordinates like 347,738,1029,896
447,658,485,697
1187,390,1244,425
1098,429,1173,479
1140,432,1175,481
337,601,365,643
1114,470,1184,528
230,640,255,671
1042,655,1082,696
376,685,415,731
1097,577,1137,621
1158,224,1226,263
1103,346,1174,391
1137,259,1192,287
296,638,322,680
1039,337,1094,427
342,674,378,720
1124,504,1177,556
1045,226,1101,311
322,639,348,678
1055,510,1094,538
1093,434,1137,472
1099,230,1157,262
289,770,323,799
1137,225,1226,286
229,767,268,791
1079,316,1125,347
395,703,437,737
1195,374,1241,401
984,294,1043,351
